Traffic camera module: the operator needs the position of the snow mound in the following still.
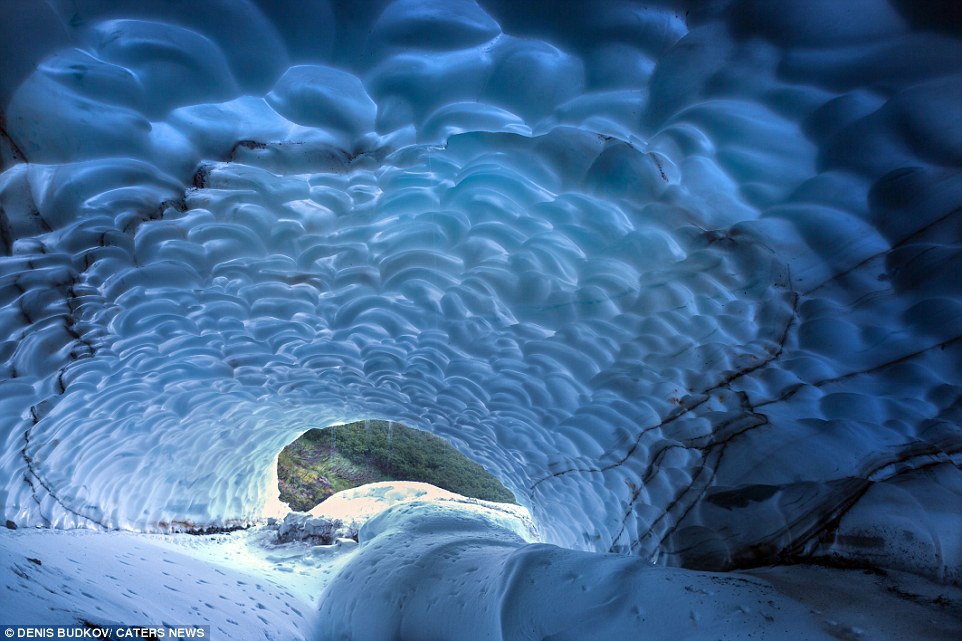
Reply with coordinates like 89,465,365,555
310,480,538,543
316,486,960,641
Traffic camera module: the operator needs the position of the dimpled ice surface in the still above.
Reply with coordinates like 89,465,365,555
1,1,961,639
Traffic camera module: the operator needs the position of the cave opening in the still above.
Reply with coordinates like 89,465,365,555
274,419,517,513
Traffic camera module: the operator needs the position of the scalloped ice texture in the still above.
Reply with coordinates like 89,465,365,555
0,0,960,585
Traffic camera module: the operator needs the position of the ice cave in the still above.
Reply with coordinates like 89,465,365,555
1,0,961,639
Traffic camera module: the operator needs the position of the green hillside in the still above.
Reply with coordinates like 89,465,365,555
277,420,515,512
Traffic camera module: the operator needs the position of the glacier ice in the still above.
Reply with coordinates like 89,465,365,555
1,0,961,636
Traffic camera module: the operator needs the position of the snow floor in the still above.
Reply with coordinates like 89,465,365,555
2,483,960,640
0,525,346,639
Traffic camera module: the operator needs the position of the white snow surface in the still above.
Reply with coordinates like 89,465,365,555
308,480,539,542
3,482,961,640
0,0,961,635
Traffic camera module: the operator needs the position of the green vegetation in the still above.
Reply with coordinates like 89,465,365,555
277,419,515,512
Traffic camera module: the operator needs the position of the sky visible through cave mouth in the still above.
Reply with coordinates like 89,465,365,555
1,0,961,639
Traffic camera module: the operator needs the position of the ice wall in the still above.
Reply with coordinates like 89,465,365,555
1,0,960,582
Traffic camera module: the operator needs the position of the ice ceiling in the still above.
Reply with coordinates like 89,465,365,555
1,0,960,583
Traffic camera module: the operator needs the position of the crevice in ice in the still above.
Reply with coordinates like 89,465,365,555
619,393,772,556
802,203,962,298
0,114,28,167
0,205,12,257
622,330,962,564
783,457,962,558
757,332,962,409
22,414,104,529
119,197,186,237
530,283,799,493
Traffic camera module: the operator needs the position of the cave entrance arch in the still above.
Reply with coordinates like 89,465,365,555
273,419,517,513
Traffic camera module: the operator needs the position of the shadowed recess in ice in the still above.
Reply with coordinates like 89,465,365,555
1,0,961,583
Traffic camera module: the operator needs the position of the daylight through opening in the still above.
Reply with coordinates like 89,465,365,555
276,420,516,513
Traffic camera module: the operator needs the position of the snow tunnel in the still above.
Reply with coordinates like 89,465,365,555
1,0,961,618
